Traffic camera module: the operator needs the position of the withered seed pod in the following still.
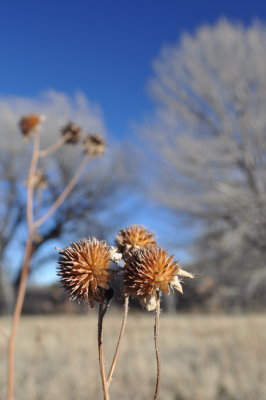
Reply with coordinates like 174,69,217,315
61,122,81,144
19,114,45,137
83,134,106,158
116,225,157,257
123,245,194,311
57,238,113,307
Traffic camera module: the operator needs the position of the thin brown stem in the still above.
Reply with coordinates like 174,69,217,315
34,155,89,228
7,133,40,400
38,133,71,157
107,296,129,387
7,236,33,400
97,304,110,400
154,291,161,400
26,133,40,228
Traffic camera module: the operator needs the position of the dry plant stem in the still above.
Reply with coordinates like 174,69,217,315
7,133,40,400
38,133,71,157
7,235,33,400
97,304,110,400
26,133,40,227
36,189,43,219
35,154,89,228
107,296,129,387
154,291,161,400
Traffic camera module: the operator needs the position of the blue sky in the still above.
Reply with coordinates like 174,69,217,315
1,0,266,138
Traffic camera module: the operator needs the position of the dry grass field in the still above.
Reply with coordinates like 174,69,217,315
1,313,266,400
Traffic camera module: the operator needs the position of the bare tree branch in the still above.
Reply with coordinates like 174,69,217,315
143,20,266,307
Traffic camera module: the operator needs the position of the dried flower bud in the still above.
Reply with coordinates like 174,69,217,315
116,225,157,257
19,114,45,137
61,122,81,144
83,134,106,158
25,169,48,190
123,246,194,311
57,238,113,307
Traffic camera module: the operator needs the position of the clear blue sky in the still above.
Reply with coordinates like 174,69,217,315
1,0,265,138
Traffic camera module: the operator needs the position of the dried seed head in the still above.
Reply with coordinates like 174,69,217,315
57,238,112,307
123,246,194,311
25,169,48,190
83,134,106,157
116,225,157,256
61,122,81,144
19,114,45,137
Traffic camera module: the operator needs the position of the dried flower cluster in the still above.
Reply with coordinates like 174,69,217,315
61,122,81,144
83,134,106,157
57,225,195,400
58,225,194,310
18,114,106,157
57,238,112,307
19,114,45,137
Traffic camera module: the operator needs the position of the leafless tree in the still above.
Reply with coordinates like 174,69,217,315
0,91,127,303
143,20,266,307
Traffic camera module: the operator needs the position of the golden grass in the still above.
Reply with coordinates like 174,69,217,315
1,313,266,400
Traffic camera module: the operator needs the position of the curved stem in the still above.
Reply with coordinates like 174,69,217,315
39,133,71,157
107,296,129,386
34,155,89,228
98,304,110,400
154,291,161,400
7,133,40,400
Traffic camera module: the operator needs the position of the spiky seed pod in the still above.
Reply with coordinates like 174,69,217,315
123,246,194,311
61,122,81,144
57,238,113,307
19,114,45,137
83,134,106,157
116,225,157,257
25,169,48,190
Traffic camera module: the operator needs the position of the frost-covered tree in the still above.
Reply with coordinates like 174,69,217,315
0,91,127,308
144,20,266,307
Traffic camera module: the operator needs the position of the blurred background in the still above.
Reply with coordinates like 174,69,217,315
1,1,266,399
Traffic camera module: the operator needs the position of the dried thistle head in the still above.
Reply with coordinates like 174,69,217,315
123,246,194,311
57,238,113,307
61,122,81,144
25,169,48,190
83,134,106,157
116,225,157,256
19,114,45,137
